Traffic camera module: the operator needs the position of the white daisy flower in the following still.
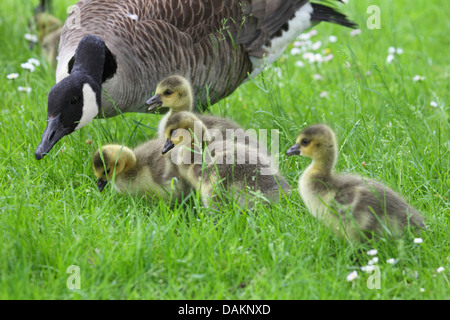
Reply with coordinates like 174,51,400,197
387,258,396,264
323,54,334,62
329,35,338,43
21,62,36,72
414,238,423,244
368,257,379,265
412,75,425,82
346,271,358,282
436,267,445,273
312,41,322,51
18,86,32,93
350,29,361,37
420,288,425,293
24,33,38,43
298,33,311,41
396,48,404,55
313,74,323,81
290,47,302,55
295,61,305,68
314,53,323,63
319,91,328,98
6,73,19,80
430,101,438,107
308,30,318,37
361,265,375,273
388,47,396,54
367,249,378,256
27,58,41,67
386,54,395,64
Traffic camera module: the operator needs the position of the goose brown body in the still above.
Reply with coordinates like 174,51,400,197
163,111,290,210
287,124,425,241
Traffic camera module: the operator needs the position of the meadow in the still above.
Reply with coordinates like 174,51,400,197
0,0,448,300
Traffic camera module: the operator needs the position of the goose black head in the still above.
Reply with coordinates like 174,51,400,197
35,35,117,160
35,74,102,160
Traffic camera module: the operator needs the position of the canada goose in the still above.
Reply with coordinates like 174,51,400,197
146,75,243,138
35,0,355,160
286,124,425,241
162,111,290,210
92,140,191,200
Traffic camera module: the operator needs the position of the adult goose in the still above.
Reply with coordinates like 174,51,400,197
35,0,355,160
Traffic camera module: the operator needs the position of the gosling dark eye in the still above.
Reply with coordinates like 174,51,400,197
170,129,177,137
301,139,309,146
70,96,81,104
164,90,173,96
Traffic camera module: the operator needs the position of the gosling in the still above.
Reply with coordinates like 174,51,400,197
92,139,191,200
34,12,63,65
146,75,243,138
162,111,290,210
286,124,425,241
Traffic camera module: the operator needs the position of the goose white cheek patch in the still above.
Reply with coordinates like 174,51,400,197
75,83,99,130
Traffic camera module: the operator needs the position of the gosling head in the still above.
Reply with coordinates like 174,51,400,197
286,124,338,162
161,111,209,155
146,75,193,113
92,145,137,192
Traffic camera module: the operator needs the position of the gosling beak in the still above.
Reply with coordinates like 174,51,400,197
97,179,108,192
162,139,175,155
35,114,71,160
286,143,301,156
146,94,163,112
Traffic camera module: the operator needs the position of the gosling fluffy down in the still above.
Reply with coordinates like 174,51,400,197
162,111,290,210
287,124,425,241
146,75,243,138
92,140,191,200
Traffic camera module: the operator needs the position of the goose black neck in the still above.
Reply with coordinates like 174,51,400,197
71,35,106,84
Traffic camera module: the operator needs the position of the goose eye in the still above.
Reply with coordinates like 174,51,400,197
70,96,81,104
301,139,309,146
170,129,177,137
164,90,173,96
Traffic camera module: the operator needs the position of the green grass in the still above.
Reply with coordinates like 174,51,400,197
0,0,449,300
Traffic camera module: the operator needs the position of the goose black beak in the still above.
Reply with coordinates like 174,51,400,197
286,143,301,156
146,94,163,112
162,140,175,155
35,114,71,160
97,179,108,192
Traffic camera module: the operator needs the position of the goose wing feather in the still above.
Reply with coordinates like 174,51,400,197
57,0,347,112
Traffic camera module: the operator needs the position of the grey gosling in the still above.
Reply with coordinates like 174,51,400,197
162,111,290,210
93,140,190,200
286,124,425,241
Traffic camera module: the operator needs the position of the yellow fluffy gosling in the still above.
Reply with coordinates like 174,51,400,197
92,140,191,200
146,75,242,138
287,124,425,241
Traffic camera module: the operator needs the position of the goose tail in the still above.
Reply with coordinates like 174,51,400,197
310,2,357,28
